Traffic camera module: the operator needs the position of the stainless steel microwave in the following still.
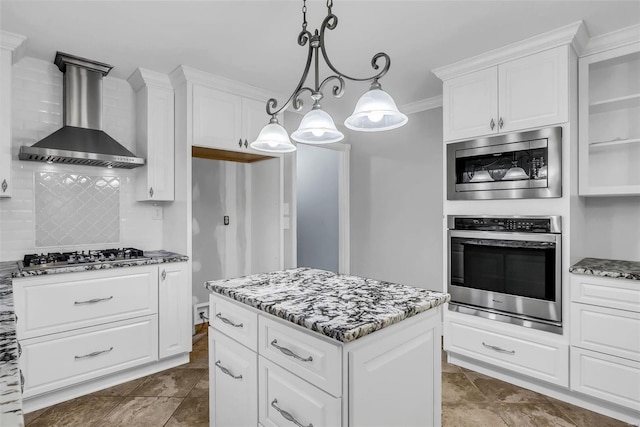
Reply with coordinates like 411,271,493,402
447,127,562,200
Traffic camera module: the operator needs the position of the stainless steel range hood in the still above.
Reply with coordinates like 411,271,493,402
19,52,145,169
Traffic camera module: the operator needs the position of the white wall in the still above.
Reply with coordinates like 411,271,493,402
584,197,640,261
0,56,162,261
297,143,340,272
349,108,444,290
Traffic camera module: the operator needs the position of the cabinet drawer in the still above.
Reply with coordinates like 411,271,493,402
13,266,158,339
210,328,258,427
210,295,258,351
570,274,640,313
259,356,341,427
571,303,640,361
20,316,158,398
571,347,640,410
446,318,568,386
259,316,342,396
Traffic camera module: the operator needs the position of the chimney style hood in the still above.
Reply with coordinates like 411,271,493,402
19,52,145,169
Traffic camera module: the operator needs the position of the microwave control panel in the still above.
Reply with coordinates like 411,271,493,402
452,217,555,233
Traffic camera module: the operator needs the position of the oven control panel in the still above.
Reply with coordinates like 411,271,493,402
451,216,559,233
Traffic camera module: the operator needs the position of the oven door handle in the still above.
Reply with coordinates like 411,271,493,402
449,229,560,243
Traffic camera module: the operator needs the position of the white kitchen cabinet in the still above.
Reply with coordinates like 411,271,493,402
442,46,569,141
570,274,640,411
0,31,26,198
578,34,640,196
159,262,191,358
129,68,175,201
193,84,268,155
209,293,442,427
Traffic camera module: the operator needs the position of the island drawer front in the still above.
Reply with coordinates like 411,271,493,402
259,356,341,427
20,315,158,398
13,266,158,339
570,347,640,410
210,295,258,351
571,303,640,362
570,275,640,313
259,316,342,397
447,319,568,386
210,328,258,427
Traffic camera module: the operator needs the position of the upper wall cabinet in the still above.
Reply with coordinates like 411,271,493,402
0,31,26,198
192,85,267,155
578,25,640,196
442,46,569,142
129,68,175,202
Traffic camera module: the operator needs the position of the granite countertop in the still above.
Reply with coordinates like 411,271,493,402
569,257,640,281
12,250,188,278
0,250,188,425
0,261,24,427
206,267,450,343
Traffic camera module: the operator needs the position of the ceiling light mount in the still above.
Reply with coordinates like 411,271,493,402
250,0,407,153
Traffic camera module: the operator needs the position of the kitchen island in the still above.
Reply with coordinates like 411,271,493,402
206,267,450,427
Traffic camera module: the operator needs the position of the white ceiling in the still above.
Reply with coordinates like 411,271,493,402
1,0,639,121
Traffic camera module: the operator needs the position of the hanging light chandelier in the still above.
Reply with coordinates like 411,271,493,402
250,0,408,153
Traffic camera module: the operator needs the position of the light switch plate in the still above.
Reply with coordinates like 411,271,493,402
152,205,163,220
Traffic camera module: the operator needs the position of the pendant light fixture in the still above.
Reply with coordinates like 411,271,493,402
250,0,407,153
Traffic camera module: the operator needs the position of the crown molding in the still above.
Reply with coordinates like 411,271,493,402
581,24,640,57
128,67,173,92
400,95,443,115
0,30,26,51
432,21,588,81
169,64,284,102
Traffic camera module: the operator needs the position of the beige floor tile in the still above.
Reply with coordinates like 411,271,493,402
90,377,147,397
442,350,464,373
97,396,182,427
495,403,576,427
443,401,509,427
23,407,51,425
165,397,209,427
25,395,123,427
188,372,209,399
131,367,206,397
464,371,549,403
442,372,487,404
547,396,635,427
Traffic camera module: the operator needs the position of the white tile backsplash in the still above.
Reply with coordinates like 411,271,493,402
0,56,163,261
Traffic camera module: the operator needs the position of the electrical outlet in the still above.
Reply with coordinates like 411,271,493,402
193,302,209,326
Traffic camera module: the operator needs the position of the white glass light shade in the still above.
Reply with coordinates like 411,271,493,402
503,166,529,181
250,122,297,153
344,88,408,132
291,109,344,144
469,170,493,183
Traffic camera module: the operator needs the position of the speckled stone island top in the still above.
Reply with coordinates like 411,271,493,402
569,257,640,280
206,267,450,343
0,250,188,426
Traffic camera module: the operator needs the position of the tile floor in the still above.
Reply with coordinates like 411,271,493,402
23,327,633,427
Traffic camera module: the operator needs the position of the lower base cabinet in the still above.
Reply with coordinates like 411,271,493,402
209,293,443,427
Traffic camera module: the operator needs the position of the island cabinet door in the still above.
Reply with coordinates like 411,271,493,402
209,329,258,427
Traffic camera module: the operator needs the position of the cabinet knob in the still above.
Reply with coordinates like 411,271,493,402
149,187,154,197
244,139,248,148
489,119,495,130
20,369,24,393
499,117,504,129
1,179,7,193
238,138,243,148
161,269,166,280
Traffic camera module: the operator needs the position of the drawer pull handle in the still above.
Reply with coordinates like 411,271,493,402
271,399,313,427
482,342,515,355
215,360,243,380
271,339,313,362
74,296,113,305
216,313,243,328
74,347,114,360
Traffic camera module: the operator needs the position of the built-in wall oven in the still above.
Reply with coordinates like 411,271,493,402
447,215,562,333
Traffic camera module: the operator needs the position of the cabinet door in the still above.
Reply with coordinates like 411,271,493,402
0,46,14,198
210,330,258,427
242,97,271,154
159,262,192,358
193,85,242,151
498,46,568,133
443,67,498,141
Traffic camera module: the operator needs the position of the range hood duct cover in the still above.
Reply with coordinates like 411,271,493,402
18,52,145,169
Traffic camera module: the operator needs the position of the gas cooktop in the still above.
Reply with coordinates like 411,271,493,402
19,248,148,270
